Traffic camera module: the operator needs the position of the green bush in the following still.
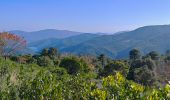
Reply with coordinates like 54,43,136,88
59,56,89,75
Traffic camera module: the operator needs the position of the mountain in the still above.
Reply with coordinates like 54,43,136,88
67,25,170,58
28,33,100,52
9,29,84,42
20,25,170,58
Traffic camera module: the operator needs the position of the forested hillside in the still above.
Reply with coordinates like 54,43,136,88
28,25,170,58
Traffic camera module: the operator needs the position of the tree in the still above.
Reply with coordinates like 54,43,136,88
166,50,170,56
40,47,59,60
41,48,49,56
147,51,160,60
48,47,59,59
37,56,53,67
59,57,83,75
0,32,26,58
98,54,106,69
165,50,170,62
102,61,129,77
48,67,68,80
129,49,141,61
127,57,156,85
133,66,156,86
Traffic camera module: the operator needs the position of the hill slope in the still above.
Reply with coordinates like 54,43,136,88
72,25,170,58
28,25,170,58
28,33,100,53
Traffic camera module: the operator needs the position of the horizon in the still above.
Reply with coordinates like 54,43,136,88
1,0,170,33
7,24,170,34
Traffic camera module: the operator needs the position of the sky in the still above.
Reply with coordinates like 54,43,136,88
0,0,170,33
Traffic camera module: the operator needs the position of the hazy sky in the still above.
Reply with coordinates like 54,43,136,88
0,0,170,33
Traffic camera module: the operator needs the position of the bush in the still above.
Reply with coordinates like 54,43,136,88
101,61,129,77
37,56,54,67
59,57,89,75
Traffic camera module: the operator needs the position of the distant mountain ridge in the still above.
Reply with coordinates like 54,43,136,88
10,25,170,58
9,29,85,42
28,33,100,51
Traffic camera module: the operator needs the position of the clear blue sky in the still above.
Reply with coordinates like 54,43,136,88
0,0,170,33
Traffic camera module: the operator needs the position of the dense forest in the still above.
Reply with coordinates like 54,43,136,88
1,32,170,99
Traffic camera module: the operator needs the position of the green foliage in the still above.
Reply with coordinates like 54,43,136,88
37,56,54,67
102,73,170,99
31,47,60,67
128,58,156,85
59,57,86,75
102,72,145,99
98,54,106,69
41,48,49,56
129,49,141,61
41,47,59,59
101,60,129,77
165,56,170,62
147,51,160,60
48,67,68,80
2,48,170,99
0,58,170,99
133,66,156,85
48,47,59,59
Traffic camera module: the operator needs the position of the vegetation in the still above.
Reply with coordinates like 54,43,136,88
0,32,26,58
1,33,170,99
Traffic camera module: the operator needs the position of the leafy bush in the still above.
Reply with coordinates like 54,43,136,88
59,56,89,75
101,61,129,77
